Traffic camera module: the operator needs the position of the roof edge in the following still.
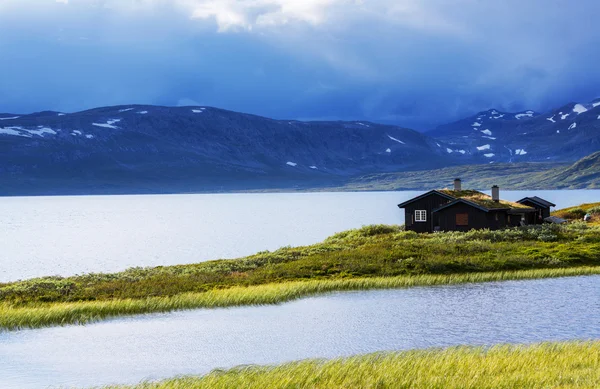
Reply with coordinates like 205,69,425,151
397,190,456,209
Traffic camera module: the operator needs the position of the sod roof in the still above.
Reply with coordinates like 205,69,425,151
438,189,533,211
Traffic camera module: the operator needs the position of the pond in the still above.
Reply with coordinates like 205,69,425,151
1,275,599,389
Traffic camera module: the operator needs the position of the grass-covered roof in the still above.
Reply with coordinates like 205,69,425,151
438,189,533,210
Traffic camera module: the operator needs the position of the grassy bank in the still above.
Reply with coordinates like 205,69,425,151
3,267,600,331
104,341,600,389
2,222,600,330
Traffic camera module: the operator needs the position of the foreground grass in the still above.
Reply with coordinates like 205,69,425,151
104,342,600,389
2,222,600,330
3,266,600,331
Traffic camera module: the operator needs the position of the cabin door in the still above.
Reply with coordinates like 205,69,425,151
432,213,440,231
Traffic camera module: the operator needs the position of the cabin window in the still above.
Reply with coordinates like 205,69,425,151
415,210,427,222
456,213,469,226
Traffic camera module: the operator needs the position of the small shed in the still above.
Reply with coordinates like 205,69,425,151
517,196,556,223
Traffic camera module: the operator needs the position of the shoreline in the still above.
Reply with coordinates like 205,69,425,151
104,341,600,389
2,267,600,331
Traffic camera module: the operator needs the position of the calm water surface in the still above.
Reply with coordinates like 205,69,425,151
0,275,599,389
1,190,598,282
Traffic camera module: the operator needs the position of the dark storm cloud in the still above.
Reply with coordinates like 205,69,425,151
0,0,599,130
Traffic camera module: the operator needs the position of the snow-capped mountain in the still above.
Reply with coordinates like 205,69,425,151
428,99,600,163
1,99,599,194
0,105,452,194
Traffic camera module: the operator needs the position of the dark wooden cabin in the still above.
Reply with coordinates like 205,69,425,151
398,179,554,233
517,196,556,223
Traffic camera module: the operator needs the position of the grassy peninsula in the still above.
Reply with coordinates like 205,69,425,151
1,219,600,330
105,341,600,389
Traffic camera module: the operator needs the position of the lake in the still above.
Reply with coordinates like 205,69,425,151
1,275,599,389
1,190,599,282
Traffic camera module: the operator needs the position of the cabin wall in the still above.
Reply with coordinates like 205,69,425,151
436,203,492,232
404,194,453,233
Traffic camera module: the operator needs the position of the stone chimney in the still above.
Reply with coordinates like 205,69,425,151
454,178,462,191
492,185,500,202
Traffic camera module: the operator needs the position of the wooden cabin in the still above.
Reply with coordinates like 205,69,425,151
398,179,555,233
516,196,556,224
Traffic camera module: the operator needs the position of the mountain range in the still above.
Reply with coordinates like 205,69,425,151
1,98,599,195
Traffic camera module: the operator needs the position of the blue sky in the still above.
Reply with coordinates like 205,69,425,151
0,0,599,129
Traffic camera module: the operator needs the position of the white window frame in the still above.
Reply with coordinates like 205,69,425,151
415,210,427,222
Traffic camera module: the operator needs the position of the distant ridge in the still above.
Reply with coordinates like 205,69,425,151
0,100,599,195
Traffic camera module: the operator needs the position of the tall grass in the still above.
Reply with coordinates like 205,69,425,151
2,266,600,331
104,341,600,389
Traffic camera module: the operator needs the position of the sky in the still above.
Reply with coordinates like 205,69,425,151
0,0,599,130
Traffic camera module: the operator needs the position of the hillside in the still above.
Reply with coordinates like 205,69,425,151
428,99,600,164
340,152,600,191
0,101,599,195
0,105,452,195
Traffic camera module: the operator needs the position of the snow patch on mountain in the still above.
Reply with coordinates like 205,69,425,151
386,148,392,153
309,166,317,169
481,129,492,136
484,153,495,158
192,108,206,113
0,127,30,137
387,135,405,144
93,119,121,129
573,104,588,114
569,123,577,130
0,116,20,121
547,116,556,123
446,148,453,153
515,149,527,155
137,111,148,114
472,122,481,127
515,111,534,119
286,162,297,167
482,136,496,140
86,134,94,139
477,144,491,151
27,127,56,136
560,112,570,120
119,108,134,113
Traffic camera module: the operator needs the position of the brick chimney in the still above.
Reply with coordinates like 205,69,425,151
492,185,500,202
454,178,462,191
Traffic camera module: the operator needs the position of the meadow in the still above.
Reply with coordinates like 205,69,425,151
103,341,600,389
1,220,599,330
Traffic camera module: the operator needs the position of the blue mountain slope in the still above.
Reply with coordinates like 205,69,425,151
0,105,452,194
428,100,600,163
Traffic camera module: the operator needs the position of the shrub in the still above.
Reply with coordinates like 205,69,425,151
566,208,587,219
588,206,600,215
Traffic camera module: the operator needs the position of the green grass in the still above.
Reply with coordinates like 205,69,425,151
553,202,600,223
1,222,600,330
103,341,600,388
3,266,600,331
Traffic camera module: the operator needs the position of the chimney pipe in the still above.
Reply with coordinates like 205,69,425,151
492,185,500,202
454,178,462,191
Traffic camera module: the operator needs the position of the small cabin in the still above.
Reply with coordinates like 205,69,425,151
516,196,556,223
398,179,555,233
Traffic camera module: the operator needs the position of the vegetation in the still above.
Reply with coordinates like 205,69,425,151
333,151,600,191
1,221,600,330
104,342,600,389
553,202,600,223
438,189,530,209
